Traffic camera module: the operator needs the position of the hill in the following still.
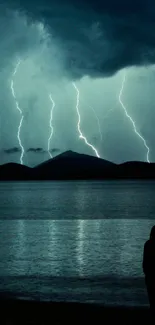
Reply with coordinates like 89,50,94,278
0,151,155,180
34,150,116,180
0,163,32,180
118,161,155,178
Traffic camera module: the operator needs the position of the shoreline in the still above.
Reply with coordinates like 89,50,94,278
0,297,151,324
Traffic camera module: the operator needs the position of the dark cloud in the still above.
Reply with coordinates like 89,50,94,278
0,0,155,166
6,0,155,78
50,148,60,154
27,147,45,153
3,147,20,154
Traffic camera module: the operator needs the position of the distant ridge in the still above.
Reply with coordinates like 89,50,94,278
0,163,31,180
36,150,115,168
0,151,155,180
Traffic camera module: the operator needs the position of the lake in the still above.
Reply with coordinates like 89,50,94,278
0,180,155,306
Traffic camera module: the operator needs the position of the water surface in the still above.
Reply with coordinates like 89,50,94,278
0,180,154,305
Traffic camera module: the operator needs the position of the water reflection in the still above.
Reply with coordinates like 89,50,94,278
0,181,155,305
0,218,154,278
77,220,85,276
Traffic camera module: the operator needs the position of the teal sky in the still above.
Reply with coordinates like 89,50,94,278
0,2,155,166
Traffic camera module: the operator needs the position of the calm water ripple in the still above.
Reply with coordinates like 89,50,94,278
0,180,155,305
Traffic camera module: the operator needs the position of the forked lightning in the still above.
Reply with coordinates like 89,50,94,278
48,94,55,158
119,71,150,163
72,82,100,158
11,59,24,164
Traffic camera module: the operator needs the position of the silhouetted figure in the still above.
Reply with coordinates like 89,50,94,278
143,226,155,321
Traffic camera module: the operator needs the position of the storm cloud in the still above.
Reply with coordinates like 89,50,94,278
0,0,155,166
27,147,45,153
3,147,20,154
4,0,155,79
50,148,60,154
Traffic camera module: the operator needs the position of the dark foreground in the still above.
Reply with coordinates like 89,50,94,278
0,298,152,325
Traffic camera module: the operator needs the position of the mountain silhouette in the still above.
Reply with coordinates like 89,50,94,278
34,150,115,180
0,163,32,180
0,151,155,180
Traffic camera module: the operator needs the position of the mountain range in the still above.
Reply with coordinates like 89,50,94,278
0,150,155,180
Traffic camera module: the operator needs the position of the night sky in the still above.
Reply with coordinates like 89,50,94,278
0,0,155,166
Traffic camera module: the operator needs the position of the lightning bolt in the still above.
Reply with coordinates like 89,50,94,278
11,59,24,165
119,71,150,163
91,106,103,141
72,82,100,158
48,94,55,158
85,102,102,141
102,107,116,121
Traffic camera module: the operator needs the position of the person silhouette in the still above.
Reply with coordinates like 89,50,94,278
143,226,155,321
